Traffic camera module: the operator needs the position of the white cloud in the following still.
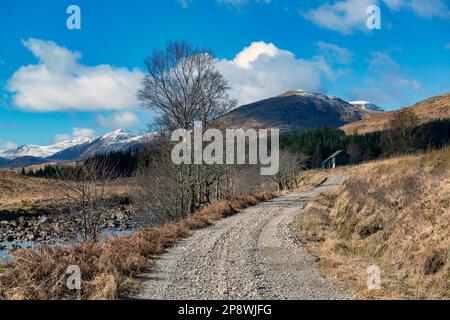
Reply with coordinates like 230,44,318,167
0,140,17,151
350,51,423,107
72,127,96,138
7,39,144,112
302,0,374,35
53,134,71,144
216,41,345,105
54,127,96,144
6,38,349,114
383,0,450,19
96,111,140,129
231,42,279,69
303,0,449,34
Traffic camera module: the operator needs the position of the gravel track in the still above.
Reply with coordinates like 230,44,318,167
133,175,349,300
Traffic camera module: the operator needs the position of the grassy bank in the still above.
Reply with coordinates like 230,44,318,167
298,148,450,299
0,170,134,212
0,192,277,300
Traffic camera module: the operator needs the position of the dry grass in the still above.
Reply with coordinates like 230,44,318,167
294,170,327,191
0,170,136,211
0,191,277,300
341,93,450,134
0,170,59,210
298,148,450,299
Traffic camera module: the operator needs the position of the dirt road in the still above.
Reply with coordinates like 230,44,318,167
134,175,349,300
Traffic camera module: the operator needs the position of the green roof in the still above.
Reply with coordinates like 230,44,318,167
321,149,345,164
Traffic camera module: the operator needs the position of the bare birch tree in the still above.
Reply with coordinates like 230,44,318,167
136,41,237,220
269,150,309,191
138,41,236,131
381,108,420,155
56,160,118,242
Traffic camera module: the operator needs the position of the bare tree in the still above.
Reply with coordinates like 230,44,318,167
138,41,236,130
382,108,420,155
136,41,238,220
133,143,188,226
347,142,362,164
56,160,118,242
270,150,309,191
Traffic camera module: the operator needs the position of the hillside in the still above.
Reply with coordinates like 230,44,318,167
3,156,48,168
341,93,450,134
298,149,450,299
0,169,136,212
0,170,59,210
222,90,380,132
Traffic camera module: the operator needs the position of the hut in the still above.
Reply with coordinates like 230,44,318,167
321,150,350,169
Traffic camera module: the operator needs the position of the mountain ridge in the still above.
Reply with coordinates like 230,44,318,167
0,90,385,167
341,93,450,134
0,129,158,167
222,90,381,132
0,136,93,160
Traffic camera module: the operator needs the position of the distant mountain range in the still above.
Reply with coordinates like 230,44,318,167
48,129,158,161
0,129,158,168
222,90,381,132
3,90,446,168
0,90,385,168
0,137,92,159
341,93,450,134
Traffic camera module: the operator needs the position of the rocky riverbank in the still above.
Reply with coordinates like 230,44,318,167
0,198,134,245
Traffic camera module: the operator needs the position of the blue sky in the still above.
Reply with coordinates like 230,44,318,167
0,0,449,147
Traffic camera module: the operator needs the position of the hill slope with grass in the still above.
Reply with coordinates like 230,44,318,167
298,148,450,299
341,93,450,134
0,170,60,211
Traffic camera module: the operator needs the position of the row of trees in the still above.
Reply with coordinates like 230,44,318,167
23,151,143,179
281,110,450,168
134,41,240,222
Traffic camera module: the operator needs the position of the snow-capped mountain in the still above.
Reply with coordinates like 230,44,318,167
48,129,159,161
277,92,384,113
223,90,377,132
0,129,158,167
0,137,92,160
349,101,384,112
98,129,149,151
0,92,383,167
278,90,347,104
71,129,158,160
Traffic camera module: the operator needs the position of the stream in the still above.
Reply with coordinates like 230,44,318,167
0,226,135,261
